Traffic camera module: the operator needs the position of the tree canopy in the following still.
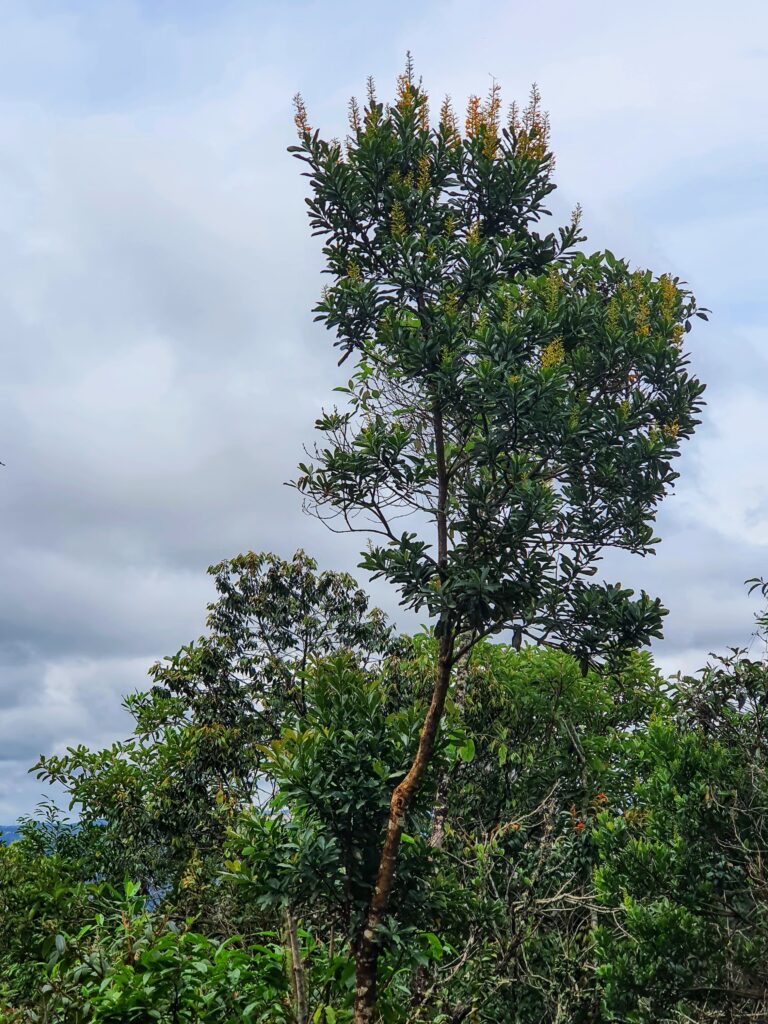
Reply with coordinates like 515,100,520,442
4,555,768,1022
291,63,705,1019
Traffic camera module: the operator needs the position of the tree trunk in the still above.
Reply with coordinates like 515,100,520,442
354,630,455,1023
353,399,454,1023
285,907,308,1024
428,637,472,851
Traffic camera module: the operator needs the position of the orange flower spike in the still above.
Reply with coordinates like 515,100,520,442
396,76,414,112
293,93,311,137
418,93,430,133
481,80,501,159
466,95,482,138
517,83,551,163
396,52,416,113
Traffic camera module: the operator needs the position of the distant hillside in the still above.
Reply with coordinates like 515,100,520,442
1,825,20,844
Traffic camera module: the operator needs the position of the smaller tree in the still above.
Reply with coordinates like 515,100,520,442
36,550,392,915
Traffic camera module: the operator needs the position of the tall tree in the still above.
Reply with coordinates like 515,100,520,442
293,60,706,1021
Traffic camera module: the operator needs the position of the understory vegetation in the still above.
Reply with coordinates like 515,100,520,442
3,554,768,1022
4,62,758,1023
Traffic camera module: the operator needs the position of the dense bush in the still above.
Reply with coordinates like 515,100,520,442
4,572,768,1021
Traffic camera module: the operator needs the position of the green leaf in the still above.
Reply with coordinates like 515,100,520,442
458,738,476,763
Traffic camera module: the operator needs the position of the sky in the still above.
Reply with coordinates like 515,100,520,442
1,0,767,820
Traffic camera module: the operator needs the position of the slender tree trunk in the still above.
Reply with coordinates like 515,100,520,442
285,907,308,1024
410,640,473,1014
428,638,472,851
353,400,454,1024
354,631,454,1022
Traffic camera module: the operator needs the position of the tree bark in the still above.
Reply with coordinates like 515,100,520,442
285,907,308,1024
354,631,454,1022
428,638,472,851
353,400,455,1024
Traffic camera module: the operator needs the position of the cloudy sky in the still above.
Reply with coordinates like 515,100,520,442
1,0,767,819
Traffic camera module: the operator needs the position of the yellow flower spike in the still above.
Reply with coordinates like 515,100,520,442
347,261,361,282
503,294,516,330
662,420,680,441
671,324,684,346
466,220,481,245
605,298,620,335
540,337,565,371
444,213,456,237
417,153,431,192
391,200,406,239
634,295,651,338
658,274,677,320
543,267,562,316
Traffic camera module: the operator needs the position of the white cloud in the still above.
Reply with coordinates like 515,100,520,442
0,0,767,817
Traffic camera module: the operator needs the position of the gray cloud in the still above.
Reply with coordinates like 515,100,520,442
1,0,767,818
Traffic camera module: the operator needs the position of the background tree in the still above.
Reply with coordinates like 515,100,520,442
36,550,392,921
292,60,706,1019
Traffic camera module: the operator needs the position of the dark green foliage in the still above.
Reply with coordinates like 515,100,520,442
4,574,768,1023
292,69,705,657
32,551,392,920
